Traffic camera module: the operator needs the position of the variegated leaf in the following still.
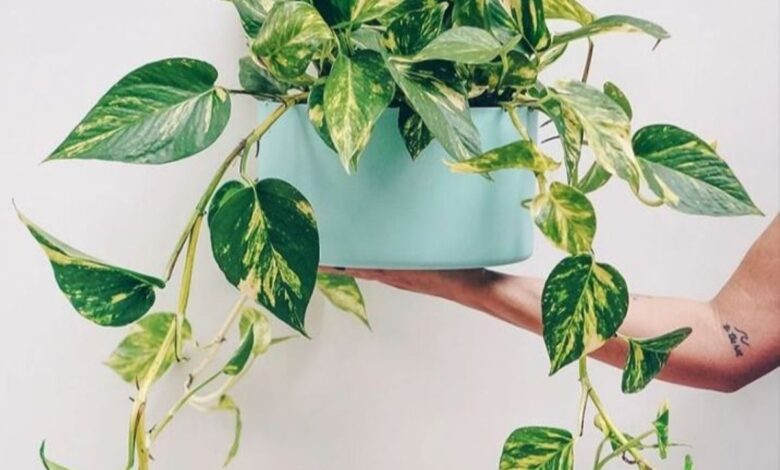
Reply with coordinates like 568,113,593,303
537,91,583,183
633,125,761,216
223,329,255,376
317,274,369,328
324,50,395,172
488,0,520,43
398,101,434,159
314,0,403,25
499,426,574,470
543,0,594,25
603,81,632,120
379,0,440,24
383,3,446,56
513,0,552,51
413,26,503,64
252,1,333,81
447,140,558,174
387,59,481,161
218,395,243,467
239,306,273,356
654,402,670,459
105,313,192,383
531,182,595,254
553,15,670,46
40,442,72,470
551,80,640,190
452,0,489,29
46,59,231,164
542,254,628,374
229,0,270,37
501,51,539,89
238,56,290,99
538,43,567,70
576,162,611,193
18,211,164,327
208,179,319,335
307,80,336,150
621,327,691,393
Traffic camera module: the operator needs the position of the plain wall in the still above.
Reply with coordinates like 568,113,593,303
0,0,777,468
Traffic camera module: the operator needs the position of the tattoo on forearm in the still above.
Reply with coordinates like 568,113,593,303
722,324,750,357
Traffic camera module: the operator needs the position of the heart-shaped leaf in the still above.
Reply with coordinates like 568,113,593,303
542,254,629,374
551,80,640,190
208,179,319,335
398,102,434,160
499,426,574,469
307,79,336,150
553,15,670,46
324,50,395,172
19,211,165,327
603,81,632,120
252,2,333,81
447,140,558,174
317,274,369,329
413,26,503,64
106,313,191,383
46,58,231,164
239,306,273,356
654,402,670,459
633,125,761,216
532,182,596,254
383,3,446,56
238,56,290,99
387,59,481,161
543,0,595,25
621,327,692,393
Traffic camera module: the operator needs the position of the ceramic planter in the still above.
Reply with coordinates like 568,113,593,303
258,104,537,269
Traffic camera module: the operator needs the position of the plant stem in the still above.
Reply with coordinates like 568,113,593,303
174,215,203,361
581,40,595,83
593,436,610,469
578,357,654,470
576,374,589,438
507,106,531,141
150,371,222,442
596,430,655,470
188,295,249,383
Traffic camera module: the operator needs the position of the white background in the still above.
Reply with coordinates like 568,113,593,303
0,1,777,469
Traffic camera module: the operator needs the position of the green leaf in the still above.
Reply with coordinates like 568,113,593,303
40,442,73,470
314,0,404,25
542,254,629,374
633,125,761,216
531,182,595,254
387,59,481,161
46,58,231,164
654,402,670,459
208,180,319,335
229,0,269,37
413,27,503,64
551,80,640,190
218,395,243,467
543,0,595,25
239,306,273,356
105,313,191,383
452,0,490,29
553,15,670,46
208,180,246,227
383,3,446,56
488,0,521,43
499,426,574,469
223,328,255,376
576,163,611,193
398,101,434,159
501,51,539,89
684,454,694,470
447,140,558,174
252,1,333,81
603,81,632,120
18,211,164,327
537,90,583,183
238,56,289,99
513,0,552,50
317,274,369,328
324,50,395,172
538,43,567,70
307,80,336,150
621,327,692,393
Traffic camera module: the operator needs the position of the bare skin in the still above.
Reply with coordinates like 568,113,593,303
322,216,780,393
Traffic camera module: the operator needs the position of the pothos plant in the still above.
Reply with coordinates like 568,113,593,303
24,0,761,469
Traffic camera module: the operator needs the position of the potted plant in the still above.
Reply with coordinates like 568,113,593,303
23,0,761,469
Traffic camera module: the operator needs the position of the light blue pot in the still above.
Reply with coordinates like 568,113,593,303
258,104,536,269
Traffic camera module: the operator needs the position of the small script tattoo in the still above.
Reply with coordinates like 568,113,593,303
722,324,750,357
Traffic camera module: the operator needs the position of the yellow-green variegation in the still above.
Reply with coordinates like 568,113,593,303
323,50,395,172
452,0,490,30
105,313,192,383
412,26,504,64
223,329,255,376
512,0,552,51
537,90,583,183
19,211,165,327
314,0,404,25
552,15,670,46
499,426,574,470
531,182,595,254
447,139,558,174
46,58,231,165
252,2,333,81
238,56,290,100
383,3,446,56
542,254,628,374
654,402,670,459
543,0,594,25
621,327,692,393
229,0,271,37
239,306,273,356
398,102,434,159
208,179,319,335
633,125,762,216
317,273,369,328
307,80,336,150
